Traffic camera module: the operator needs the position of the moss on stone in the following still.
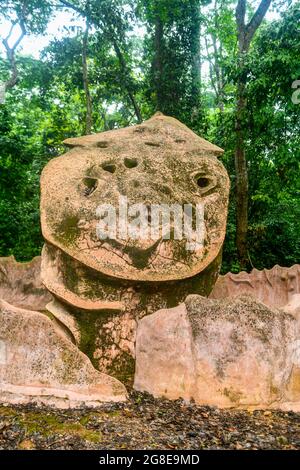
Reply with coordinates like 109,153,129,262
223,387,244,404
55,214,80,247
70,308,101,369
17,411,102,443
109,351,135,389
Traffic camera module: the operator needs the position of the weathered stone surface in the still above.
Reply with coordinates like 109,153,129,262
283,293,300,322
41,244,222,384
0,256,51,311
134,295,300,410
0,300,127,408
210,264,300,311
39,113,230,380
41,113,229,282
46,297,81,345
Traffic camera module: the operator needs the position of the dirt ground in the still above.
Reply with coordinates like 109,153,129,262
0,391,299,450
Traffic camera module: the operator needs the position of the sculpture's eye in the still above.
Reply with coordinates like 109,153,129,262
196,176,210,188
83,177,98,196
193,173,216,193
102,162,116,173
97,140,109,148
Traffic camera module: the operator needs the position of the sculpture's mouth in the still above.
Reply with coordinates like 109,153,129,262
97,216,195,268
104,236,162,269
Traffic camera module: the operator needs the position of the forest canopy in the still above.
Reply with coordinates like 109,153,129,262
0,0,299,273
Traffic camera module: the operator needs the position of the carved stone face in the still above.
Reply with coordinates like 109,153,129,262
41,114,230,282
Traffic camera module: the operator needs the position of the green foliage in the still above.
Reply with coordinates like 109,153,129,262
0,93,44,259
209,2,300,272
1,0,54,34
244,3,300,270
0,0,299,274
139,0,205,129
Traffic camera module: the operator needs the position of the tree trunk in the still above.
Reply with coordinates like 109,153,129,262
234,0,272,269
212,34,224,112
191,2,202,124
153,14,164,111
235,74,248,268
111,38,143,123
2,19,26,93
213,1,224,112
59,0,143,123
82,20,92,134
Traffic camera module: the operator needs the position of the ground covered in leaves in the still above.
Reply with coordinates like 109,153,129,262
0,392,299,450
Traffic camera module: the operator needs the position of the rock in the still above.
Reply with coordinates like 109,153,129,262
0,256,51,311
39,113,230,380
0,300,127,408
134,295,300,410
18,439,36,450
46,297,81,344
134,302,195,400
210,264,300,312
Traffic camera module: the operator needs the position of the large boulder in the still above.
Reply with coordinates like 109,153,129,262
0,300,127,408
134,295,300,410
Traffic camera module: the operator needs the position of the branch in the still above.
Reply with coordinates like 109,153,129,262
236,0,272,51
110,35,142,122
58,0,86,16
5,20,18,43
246,0,272,44
2,19,26,91
235,0,246,37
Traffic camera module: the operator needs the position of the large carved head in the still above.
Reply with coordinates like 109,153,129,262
41,113,230,282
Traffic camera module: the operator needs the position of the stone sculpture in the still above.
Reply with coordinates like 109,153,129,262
40,113,230,382
3,112,297,411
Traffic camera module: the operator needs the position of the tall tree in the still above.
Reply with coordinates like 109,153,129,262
0,0,52,95
58,0,143,122
203,0,236,113
141,0,203,129
234,0,272,269
82,17,93,133
1,14,26,92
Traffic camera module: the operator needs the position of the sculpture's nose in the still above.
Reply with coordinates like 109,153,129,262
101,157,139,175
123,157,138,169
